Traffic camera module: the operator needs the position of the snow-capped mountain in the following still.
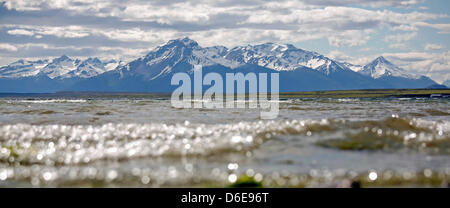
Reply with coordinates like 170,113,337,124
225,42,350,74
0,55,119,80
105,60,125,71
443,80,450,87
39,55,81,79
62,57,119,79
118,37,352,80
118,37,240,80
341,62,363,72
0,37,439,92
0,59,49,78
359,56,420,79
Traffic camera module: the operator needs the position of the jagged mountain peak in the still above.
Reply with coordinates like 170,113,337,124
142,37,201,62
78,57,103,67
252,42,298,53
374,56,388,62
0,59,50,78
165,37,199,48
369,56,396,68
86,57,100,61
225,42,343,73
63,57,110,79
0,56,114,79
361,56,419,79
443,80,450,87
368,56,394,66
54,55,72,62
8,59,49,66
39,56,79,78
12,59,26,65
83,57,102,64
121,37,239,79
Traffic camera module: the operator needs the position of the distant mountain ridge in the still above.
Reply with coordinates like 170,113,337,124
360,56,419,79
0,55,121,79
0,37,438,93
444,80,450,87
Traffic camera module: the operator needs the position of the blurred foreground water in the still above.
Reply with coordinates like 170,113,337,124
0,95,449,187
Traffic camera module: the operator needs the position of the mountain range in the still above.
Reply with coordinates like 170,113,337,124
443,80,450,88
0,37,437,93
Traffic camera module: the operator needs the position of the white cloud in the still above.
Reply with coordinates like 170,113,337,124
4,25,91,39
0,43,18,51
241,6,445,31
425,44,444,51
326,50,450,83
327,30,372,47
3,0,424,13
414,22,450,34
3,24,372,48
190,28,302,47
3,24,180,43
1,1,448,48
96,46,150,61
0,42,149,65
187,28,368,48
122,3,212,24
389,43,408,49
37,25,90,38
359,48,373,52
391,25,418,31
7,29,34,36
327,50,353,61
384,32,417,43
99,28,179,43
382,51,450,83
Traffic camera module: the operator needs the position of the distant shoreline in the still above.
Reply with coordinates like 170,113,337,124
278,89,450,98
0,89,449,99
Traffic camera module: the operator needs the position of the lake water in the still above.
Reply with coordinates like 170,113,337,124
0,94,449,187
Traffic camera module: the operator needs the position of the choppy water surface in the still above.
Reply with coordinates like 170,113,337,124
0,95,449,187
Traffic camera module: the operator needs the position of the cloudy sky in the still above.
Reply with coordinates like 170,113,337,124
0,0,449,82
